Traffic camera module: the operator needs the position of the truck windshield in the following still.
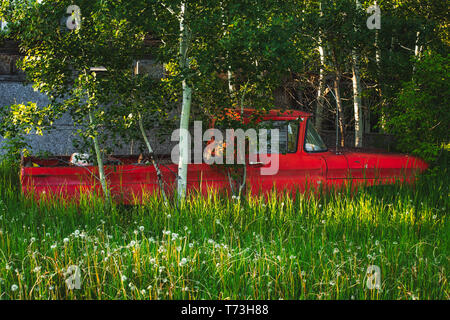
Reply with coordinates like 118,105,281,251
304,119,328,153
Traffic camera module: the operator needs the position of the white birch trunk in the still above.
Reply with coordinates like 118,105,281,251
316,3,326,132
352,0,363,148
138,112,168,203
352,53,363,148
88,108,110,203
177,1,192,199
334,71,345,148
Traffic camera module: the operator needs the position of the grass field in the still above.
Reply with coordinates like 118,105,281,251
0,156,448,300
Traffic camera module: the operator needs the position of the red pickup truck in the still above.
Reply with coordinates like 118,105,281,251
21,109,428,203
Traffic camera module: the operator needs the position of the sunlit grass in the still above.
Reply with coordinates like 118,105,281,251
0,157,448,300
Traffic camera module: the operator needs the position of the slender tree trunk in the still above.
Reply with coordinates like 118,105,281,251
352,54,363,148
413,31,422,74
374,1,381,69
315,2,325,132
88,108,110,203
177,1,192,199
333,71,345,148
352,0,363,148
138,112,168,203
316,42,326,132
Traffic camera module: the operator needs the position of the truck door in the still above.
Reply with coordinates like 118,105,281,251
247,119,326,194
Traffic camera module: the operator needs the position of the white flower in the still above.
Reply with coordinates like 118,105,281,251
139,226,144,232
121,275,127,282
333,248,339,255
289,255,296,260
11,284,18,291
179,258,188,267
51,243,57,249
63,238,69,243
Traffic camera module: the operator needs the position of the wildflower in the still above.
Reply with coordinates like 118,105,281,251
63,238,69,243
11,284,18,291
333,248,339,255
74,230,80,237
289,255,296,260
139,226,145,232
121,275,127,282
129,240,136,247
179,258,188,267
30,237,36,243
189,243,194,248
51,243,57,249
141,289,146,295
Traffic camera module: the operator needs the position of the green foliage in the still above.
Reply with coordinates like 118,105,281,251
0,102,54,161
385,51,449,161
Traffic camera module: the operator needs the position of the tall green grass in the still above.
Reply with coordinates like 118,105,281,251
0,157,448,300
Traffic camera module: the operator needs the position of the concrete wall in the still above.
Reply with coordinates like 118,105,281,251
0,81,177,156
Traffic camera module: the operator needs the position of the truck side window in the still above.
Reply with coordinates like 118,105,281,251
304,119,327,153
258,120,299,154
